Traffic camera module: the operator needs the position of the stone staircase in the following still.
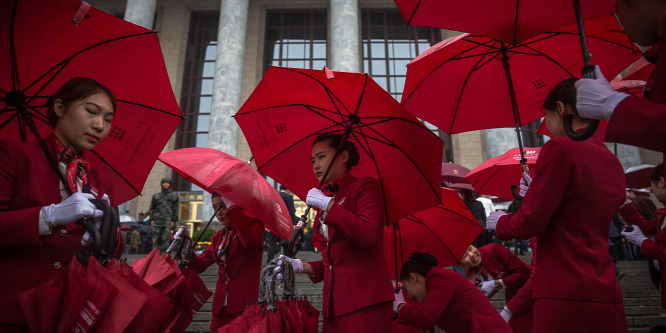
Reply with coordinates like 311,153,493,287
127,250,665,332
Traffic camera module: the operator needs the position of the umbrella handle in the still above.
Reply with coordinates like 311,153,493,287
286,225,303,258
563,65,599,141
510,185,522,200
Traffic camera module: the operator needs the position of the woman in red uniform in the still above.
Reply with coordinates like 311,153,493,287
485,78,628,331
186,193,264,330
619,164,666,309
280,133,394,332
0,77,119,331
393,252,511,332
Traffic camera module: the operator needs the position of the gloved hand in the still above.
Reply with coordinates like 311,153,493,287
277,254,304,274
42,192,102,228
500,306,513,322
519,171,532,197
393,291,406,313
477,280,496,296
621,224,648,247
306,188,333,211
486,211,507,231
575,65,629,120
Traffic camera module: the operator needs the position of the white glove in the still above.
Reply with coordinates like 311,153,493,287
575,65,629,121
42,192,102,228
500,306,513,322
393,291,406,312
519,172,532,197
621,224,648,247
486,211,507,231
477,280,496,296
306,188,333,211
277,254,303,274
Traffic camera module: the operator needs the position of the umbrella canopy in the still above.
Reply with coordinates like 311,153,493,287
235,66,443,225
441,162,474,191
384,188,483,280
394,0,615,45
0,0,182,205
625,164,655,189
466,147,541,200
401,15,640,136
158,147,294,240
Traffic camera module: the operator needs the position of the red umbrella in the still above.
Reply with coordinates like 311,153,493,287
235,66,443,227
158,147,294,240
625,164,655,189
394,0,614,45
0,0,182,205
131,248,180,294
465,147,541,201
161,268,213,333
441,162,474,191
384,188,483,280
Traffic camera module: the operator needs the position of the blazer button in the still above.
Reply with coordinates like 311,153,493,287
329,265,332,270
54,262,62,269
59,229,68,237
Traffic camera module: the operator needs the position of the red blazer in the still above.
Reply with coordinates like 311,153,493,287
397,268,512,333
465,243,532,303
188,206,263,315
618,204,666,308
496,136,626,303
307,174,394,318
606,21,666,168
0,139,117,325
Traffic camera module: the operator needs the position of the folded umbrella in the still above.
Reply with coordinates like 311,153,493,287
17,274,64,333
131,248,179,293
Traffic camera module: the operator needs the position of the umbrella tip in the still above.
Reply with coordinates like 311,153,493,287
324,66,335,79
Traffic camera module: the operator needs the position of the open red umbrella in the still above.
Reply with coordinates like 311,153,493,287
441,162,474,191
158,147,293,240
465,147,541,201
235,66,443,227
394,0,615,45
625,164,655,189
131,248,180,294
384,188,483,280
0,0,182,205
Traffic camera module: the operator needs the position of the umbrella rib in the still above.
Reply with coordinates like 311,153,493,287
471,165,506,195
117,100,184,119
275,67,352,116
233,104,339,118
23,31,157,94
402,216,460,261
406,0,423,26
0,108,18,131
88,150,141,196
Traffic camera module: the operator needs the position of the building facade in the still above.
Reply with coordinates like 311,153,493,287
89,0,661,224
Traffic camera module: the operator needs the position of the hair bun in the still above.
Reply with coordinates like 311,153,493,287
343,140,360,167
408,251,438,268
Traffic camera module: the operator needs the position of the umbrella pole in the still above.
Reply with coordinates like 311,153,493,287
192,201,225,247
393,224,400,292
287,129,354,257
562,0,600,141
500,43,530,199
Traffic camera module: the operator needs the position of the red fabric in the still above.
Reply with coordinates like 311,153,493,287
218,303,263,333
495,136,626,306
235,66,443,226
385,188,482,279
323,301,393,333
625,165,656,189
52,134,90,193
298,298,320,333
161,269,213,333
306,175,394,318
131,248,179,292
17,273,64,333
391,291,422,333
606,21,666,170
397,268,512,332
66,259,118,333
188,206,264,315
533,298,627,332
394,0,615,45
401,16,639,136
465,243,532,303
0,0,182,205
0,138,114,326
211,307,244,331
465,147,540,200
158,148,293,239
441,163,474,191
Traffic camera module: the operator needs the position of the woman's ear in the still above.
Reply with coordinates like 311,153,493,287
410,273,418,284
556,101,567,116
659,177,666,189
340,150,350,165
53,99,65,117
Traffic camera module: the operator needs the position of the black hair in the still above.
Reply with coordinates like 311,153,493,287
650,163,664,185
459,189,478,203
399,251,438,281
313,133,360,171
630,197,659,220
542,78,578,113
507,200,523,214
46,77,116,128
211,192,221,198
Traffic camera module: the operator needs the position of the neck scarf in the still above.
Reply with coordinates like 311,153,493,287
50,134,89,193
217,225,236,260
322,172,347,197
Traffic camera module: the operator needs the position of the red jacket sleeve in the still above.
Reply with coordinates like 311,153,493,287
307,260,326,284
226,206,263,248
397,273,457,330
491,244,531,290
496,141,571,240
505,276,534,317
188,231,219,274
323,178,383,248
605,97,666,153
640,239,666,263
617,203,660,236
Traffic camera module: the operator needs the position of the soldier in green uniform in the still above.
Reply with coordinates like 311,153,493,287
148,178,179,253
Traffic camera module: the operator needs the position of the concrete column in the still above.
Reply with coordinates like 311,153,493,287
124,0,157,30
204,0,250,219
483,128,518,159
330,0,359,72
